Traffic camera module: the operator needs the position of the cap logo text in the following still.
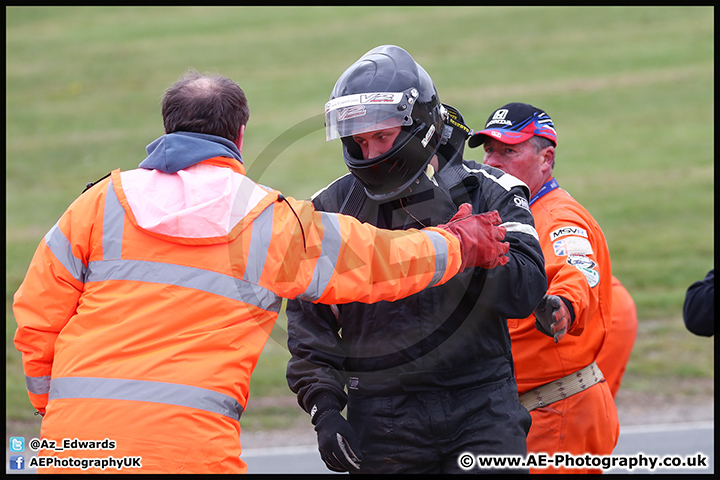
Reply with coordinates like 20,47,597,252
493,109,509,120
486,108,513,127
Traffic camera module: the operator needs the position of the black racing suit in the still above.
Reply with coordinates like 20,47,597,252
286,106,547,474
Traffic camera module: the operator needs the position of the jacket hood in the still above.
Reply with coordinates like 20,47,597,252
117,132,277,245
139,132,243,173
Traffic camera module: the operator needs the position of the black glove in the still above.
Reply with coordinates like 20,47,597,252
534,294,573,343
310,393,362,472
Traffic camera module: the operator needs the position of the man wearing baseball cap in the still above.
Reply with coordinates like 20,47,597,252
467,102,558,149
469,102,635,473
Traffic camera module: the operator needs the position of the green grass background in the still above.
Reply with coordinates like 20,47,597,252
6,6,713,436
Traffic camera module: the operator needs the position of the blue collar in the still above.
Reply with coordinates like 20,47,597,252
530,178,559,206
139,132,243,174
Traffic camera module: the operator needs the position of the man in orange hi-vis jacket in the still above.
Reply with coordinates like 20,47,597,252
468,102,619,474
12,70,512,474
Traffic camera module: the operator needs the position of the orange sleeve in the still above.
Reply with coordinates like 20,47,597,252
533,197,611,337
13,184,104,413
510,188,613,391
259,197,462,305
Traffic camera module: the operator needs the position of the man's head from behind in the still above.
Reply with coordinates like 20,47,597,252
324,45,446,200
468,102,557,197
162,70,250,145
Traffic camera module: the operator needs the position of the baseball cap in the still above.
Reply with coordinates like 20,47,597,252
467,102,557,148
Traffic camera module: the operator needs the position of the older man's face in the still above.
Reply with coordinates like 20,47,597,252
482,137,552,197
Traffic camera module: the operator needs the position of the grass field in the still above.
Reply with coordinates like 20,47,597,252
6,6,713,437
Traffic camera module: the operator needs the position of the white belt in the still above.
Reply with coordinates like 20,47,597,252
519,361,604,412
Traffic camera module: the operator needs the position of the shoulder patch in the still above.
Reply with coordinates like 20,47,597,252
513,195,530,212
567,254,600,287
553,237,594,256
550,226,588,241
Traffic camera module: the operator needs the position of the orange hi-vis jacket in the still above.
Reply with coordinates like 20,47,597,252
508,178,618,474
13,135,464,474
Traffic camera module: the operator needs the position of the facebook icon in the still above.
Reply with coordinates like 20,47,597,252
10,455,25,470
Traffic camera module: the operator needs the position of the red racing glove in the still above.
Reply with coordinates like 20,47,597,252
534,294,573,343
436,203,510,271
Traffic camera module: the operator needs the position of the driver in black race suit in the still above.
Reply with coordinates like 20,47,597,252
286,45,547,474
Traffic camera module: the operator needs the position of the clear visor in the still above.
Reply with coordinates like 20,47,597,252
324,90,417,141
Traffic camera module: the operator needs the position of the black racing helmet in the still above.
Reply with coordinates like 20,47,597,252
325,45,446,200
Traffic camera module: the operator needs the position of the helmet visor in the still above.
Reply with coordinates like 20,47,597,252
325,90,417,141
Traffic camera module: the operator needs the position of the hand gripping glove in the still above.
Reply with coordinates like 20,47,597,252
310,393,362,472
436,203,510,270
534,294,573,343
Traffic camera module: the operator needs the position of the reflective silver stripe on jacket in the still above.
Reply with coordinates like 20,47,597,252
85,259,281,313
424,230,449,287
297,212,343,302
26,375,51,396
102,180,124,259
49,377,243,421
293,216,449,300
244,202,273,283
44,224,86,283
